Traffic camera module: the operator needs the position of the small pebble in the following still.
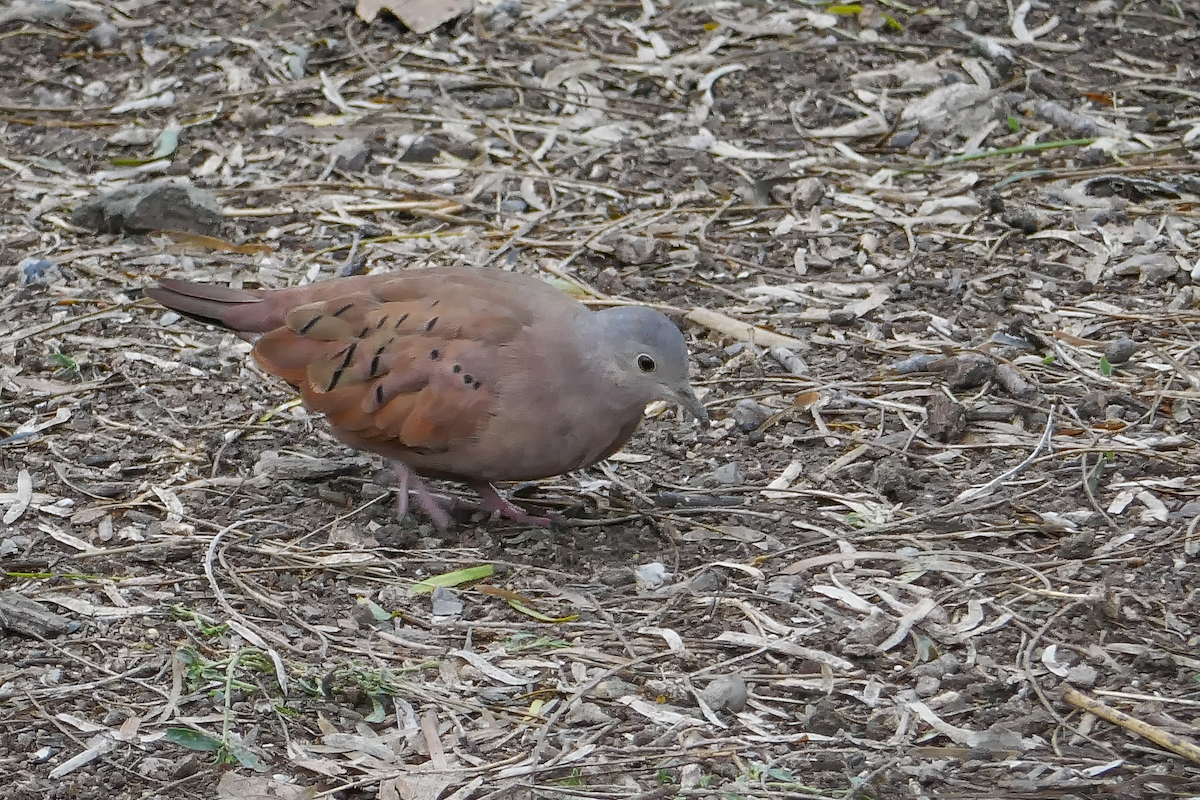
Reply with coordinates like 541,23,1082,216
329,137,370,172
889,129,919,148
732,399,771,432
1001,208,1038,234
1104,337,1137,365
709,462,743,485
430,586,463,617
790,177,824,210
634,562,670,590
399,136,441,162
87,22,119,48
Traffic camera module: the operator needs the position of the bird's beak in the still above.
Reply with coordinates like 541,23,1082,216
673,386,709,427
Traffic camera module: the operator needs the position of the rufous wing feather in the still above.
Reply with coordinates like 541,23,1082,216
245,288,518,454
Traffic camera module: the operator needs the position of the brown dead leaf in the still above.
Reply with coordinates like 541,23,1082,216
793,390,821,410
163,230,273,254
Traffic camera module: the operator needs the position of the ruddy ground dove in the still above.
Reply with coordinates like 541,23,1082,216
145,267,707,528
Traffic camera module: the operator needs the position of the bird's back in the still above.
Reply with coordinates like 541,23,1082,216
146,268,636,481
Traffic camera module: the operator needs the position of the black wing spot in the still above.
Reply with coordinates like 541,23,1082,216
331,303,355,318
326,341,358,391
472,380,481,390
375,315,389,329
370,345,386,377
425,316,438,332
463,374,473,384
430,349,440,360
298,315,322,335
394,313,409,329
357,326,370,339
452,364,462,373
430,299,440,307
375,385,384,406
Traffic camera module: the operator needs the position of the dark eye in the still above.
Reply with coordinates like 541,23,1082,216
637,354,656,373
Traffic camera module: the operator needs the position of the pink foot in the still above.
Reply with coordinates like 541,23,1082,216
393,462,451,530
470,482,552,527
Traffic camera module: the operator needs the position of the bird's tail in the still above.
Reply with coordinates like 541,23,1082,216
144,280,281,332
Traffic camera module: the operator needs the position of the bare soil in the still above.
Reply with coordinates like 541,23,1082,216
1,1,1199,799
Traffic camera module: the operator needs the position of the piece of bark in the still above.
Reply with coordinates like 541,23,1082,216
926,393,967,443
0,590,75,637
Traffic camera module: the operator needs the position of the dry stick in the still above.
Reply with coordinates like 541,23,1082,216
1148,343,1200,391
216,543,333,659
898,137,1099,175
523,652,675,783
1063,686,1200,765
1079,456,1121,532
1187,514,1200,557
1019,601,1111,750
24,632,172,703
956,404,1056,503
204,519,292,694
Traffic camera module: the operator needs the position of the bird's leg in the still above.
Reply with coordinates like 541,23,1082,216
469,482,552,527
394,463,410,519
392,462,451,530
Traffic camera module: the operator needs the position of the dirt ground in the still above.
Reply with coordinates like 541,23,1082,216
2,0,1199,798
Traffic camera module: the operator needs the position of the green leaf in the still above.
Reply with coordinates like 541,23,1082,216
1007,115,1020,132
366,694,387,723
1042,355,1056,365
410,564,494,594
110,126,179,166
227,741,267,772
166,728,267,771
49,351,77,370
165,727,222,752
1098,355,1112,375
357,596,392,621
506,598,577,624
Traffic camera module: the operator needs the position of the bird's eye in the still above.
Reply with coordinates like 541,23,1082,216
637,354,656,373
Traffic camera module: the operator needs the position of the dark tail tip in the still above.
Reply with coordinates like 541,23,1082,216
144,280,267,331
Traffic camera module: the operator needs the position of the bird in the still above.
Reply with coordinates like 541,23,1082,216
144,267,707,528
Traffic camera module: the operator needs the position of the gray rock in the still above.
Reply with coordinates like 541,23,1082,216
71,179,223,235
564,702,613,726
591,678,638,699
914,675,941,697
608,234,663,266
700,673,747,713
399,135,441,162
